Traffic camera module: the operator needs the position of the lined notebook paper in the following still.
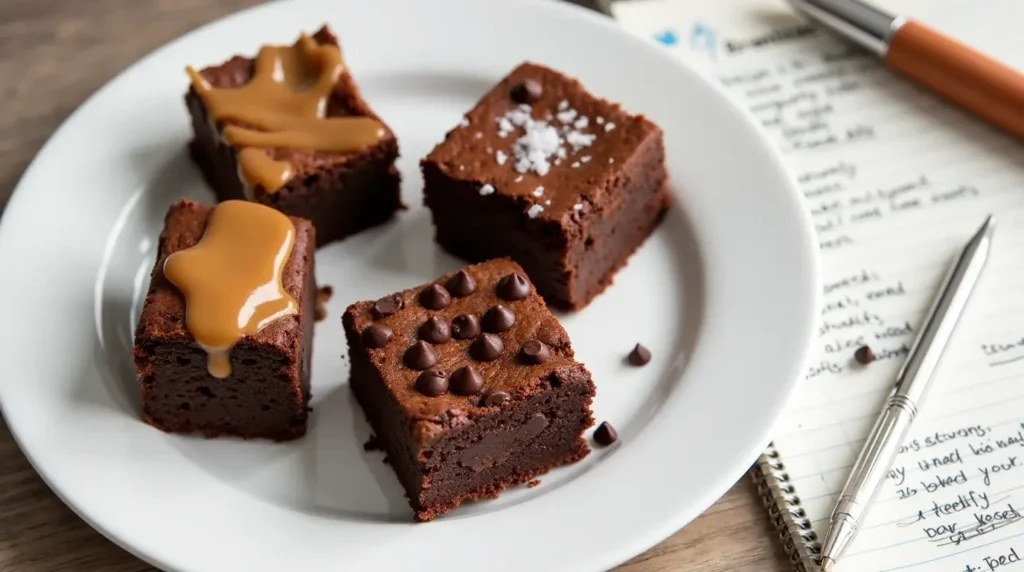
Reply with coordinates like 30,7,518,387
612,0,1024,570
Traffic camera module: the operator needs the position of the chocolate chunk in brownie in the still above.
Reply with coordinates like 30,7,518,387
185,25,403,247
342,258,596,521
421,62,669,310
132,199,316,441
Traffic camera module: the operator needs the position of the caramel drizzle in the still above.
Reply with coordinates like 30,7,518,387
187,34,385,193
163,200,298,379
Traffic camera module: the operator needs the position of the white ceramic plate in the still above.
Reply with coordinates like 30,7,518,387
0,0,819,570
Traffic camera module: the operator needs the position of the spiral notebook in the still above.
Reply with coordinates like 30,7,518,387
610,0,1024,570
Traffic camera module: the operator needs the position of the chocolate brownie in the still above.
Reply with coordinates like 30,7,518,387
342,258,596,521
421,62,669,310
186,25,403,247
133,199,316,441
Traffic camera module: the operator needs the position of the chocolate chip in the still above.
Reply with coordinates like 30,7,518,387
471,333,504,361
361,324,393,349
373,295,403,318
451,365,485,395
510,79,543,104
415,369,449,396
404,341,438,370
628,343,652,366
594,421,618,446
483,390,510,407
419,283,452,310
418,316,451,344
854,345,875,365
451,314,481,340
496,272,530,301
482,305,515,333
520,340,551,364
445,270,477,297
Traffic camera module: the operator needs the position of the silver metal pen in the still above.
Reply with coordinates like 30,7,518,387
819,215,995,572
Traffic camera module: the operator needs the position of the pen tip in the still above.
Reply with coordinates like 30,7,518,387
820,557,835,572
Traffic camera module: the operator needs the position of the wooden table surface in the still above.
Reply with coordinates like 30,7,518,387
0,1,793,570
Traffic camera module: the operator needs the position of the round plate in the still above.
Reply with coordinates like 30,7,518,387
0,0,819,570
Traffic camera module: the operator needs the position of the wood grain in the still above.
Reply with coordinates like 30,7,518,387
0,1,793,570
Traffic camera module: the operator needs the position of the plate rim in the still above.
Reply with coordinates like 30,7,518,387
0,0,821,570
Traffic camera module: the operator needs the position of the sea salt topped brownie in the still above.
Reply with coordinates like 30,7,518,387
342,258,596,521
421,62,669,310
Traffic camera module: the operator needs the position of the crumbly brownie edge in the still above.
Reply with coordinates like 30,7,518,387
412,369,595,521
564,128,670,310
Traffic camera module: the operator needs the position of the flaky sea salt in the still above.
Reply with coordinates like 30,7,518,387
570,161,580,168
565,131,596,151
556,109,578,124
495,150,508,166
545,200,551,206
479,184,495,196
515,175,524,182
527,204,544,218
459,165,465,171
573,203,583,211
605,122,616,132
608,157,615,164
474,132,483,139
595,116,605,125
533,186,544,197
512,121,561,175
580,156,591,163
498,117,514,136
492,101,599,176
459,117,470,128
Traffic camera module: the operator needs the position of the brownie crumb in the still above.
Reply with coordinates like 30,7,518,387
594,421,618,446
314,285,334,322
363,434,382,452
854,345,875,365
527,479,542,488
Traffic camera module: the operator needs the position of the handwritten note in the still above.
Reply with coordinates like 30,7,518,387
614,0,1024,570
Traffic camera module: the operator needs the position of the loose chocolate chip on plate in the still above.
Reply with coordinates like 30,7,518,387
451,314,481,340
483,390,510,407
361,323,393,349
373,295,403,318
594,421,618,446
451,365,485,395
854,345,875,365
628,343,652,366
520,340,551,364
418,316,452,344
415,369,449,397
510,79,543,104
471,333,504,361
445,270,477,297
419,283,452,310
482,305,515,333
496,272,530,301
404,341,438,370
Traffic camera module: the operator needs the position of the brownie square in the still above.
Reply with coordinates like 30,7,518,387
342,258,596,521
132,199,316,441
186,25,403,248
421,62,669,311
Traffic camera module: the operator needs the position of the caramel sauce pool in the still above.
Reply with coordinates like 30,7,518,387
186,33,384,192
163,200,298,378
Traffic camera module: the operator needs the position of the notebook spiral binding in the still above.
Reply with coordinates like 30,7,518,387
750,442,822,572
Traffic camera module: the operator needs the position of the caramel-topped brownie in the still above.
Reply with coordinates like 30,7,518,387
421,62,669,310
186,25,402,247
133,199,315,441
342,258,596,521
